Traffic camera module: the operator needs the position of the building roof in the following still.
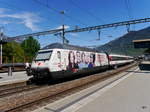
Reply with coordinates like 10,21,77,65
42,43,99,52
133,39,150,43
133,39,150,48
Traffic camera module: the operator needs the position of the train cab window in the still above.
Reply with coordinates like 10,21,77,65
35,50,53,61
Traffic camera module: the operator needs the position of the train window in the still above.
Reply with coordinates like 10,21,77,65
111,56,130,61
35,50,53,61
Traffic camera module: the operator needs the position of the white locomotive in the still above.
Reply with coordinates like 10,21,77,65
29,47,134,79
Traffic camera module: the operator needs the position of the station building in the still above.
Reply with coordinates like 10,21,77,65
133,39,150,70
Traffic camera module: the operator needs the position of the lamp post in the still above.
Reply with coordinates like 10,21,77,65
0,27,7,64
0,27,4,65
0,35,2,64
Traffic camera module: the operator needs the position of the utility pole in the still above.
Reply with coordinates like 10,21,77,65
0,27,4,65
62,24,65,44
60,10,66,44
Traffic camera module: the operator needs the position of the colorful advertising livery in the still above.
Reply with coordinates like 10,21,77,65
30,48,133,79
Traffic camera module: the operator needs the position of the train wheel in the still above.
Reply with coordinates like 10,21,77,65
27,77,35,85
114,65,118,69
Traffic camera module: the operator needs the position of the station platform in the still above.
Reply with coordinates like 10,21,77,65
0,71,31,85
32,66,150,112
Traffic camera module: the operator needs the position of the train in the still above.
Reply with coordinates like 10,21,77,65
27,45,134,80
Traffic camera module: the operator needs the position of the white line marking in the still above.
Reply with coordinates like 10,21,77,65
61,68,138,112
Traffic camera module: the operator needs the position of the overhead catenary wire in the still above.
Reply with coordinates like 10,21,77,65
0,1,24,12
9,17,150,44
0,0,69,44
32,0,87,26
11,28,63,38
124,0,134,20
64,18,150,33
128,0,134,17
0,0,61,26
97,30,101,40
126,24,130,33
124,0,134,31
67,0,104,24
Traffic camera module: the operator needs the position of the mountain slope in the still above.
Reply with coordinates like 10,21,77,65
96,27,150,56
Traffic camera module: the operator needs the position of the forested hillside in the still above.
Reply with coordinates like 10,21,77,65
96,27,150,56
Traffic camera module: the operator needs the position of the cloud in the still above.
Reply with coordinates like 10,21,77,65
0,8,7,14
69,33,78,37
13,12,41,31
56,25,70,29
0,19,11,25
55,25,78,37
0,8,41,31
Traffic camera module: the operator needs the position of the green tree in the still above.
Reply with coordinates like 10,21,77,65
21,36,40,62
3,41,25,63
144,48,150,54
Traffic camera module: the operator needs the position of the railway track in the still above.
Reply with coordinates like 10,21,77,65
0,81,27,91
0,84,41,98
0,79,47,99
0,63,137,112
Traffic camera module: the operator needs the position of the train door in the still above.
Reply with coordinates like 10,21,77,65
99,53,109,66
50,50,62,72
57,51,62,70
60,50,68,71
51,50,67,72
96,53,102,66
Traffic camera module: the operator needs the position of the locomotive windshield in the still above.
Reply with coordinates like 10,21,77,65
35,50,53,61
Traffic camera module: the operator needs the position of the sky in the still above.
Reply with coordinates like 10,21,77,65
0,0,150,48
